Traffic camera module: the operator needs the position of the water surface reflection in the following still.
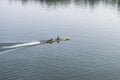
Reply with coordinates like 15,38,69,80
9,0,120,11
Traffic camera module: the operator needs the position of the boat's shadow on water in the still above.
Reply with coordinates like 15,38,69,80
0,40,48,53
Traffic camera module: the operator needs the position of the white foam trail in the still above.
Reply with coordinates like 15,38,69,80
2,41,40,49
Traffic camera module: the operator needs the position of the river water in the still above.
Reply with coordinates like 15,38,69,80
0,0,120,80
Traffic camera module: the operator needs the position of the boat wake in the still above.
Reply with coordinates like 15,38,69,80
0,41,46,52
2,41,40,49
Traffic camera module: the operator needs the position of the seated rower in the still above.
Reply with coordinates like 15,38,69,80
50,38,53,41
47,38,53,43
57,36,60,40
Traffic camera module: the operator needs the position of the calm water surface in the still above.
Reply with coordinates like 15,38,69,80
0,0,120,80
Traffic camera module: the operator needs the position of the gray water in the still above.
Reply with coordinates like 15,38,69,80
1,0,120,80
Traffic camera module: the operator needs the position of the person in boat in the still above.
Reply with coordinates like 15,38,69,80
57,36,60,40
47,38,53,43
48,38,53,41
50,38,53,41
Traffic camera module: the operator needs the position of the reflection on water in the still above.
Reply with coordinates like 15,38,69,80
9,0,120,11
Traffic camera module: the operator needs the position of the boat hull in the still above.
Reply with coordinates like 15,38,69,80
47,37,70,43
